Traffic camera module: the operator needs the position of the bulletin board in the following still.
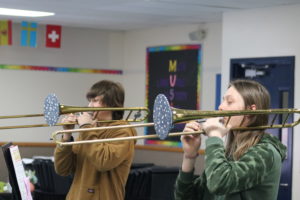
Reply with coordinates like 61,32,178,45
0,65,122,142
145,45,201,147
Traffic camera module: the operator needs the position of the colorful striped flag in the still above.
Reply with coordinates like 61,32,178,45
0,20,12,45
20,21,37,47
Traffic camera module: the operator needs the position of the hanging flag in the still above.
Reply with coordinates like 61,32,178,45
45,24,61,48
20,21,37,47
0,20,12,46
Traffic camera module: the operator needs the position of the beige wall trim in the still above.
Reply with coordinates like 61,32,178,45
0,142,205,155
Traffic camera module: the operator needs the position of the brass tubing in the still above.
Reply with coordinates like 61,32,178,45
282,113,290,127
225,116,231,127
0,107,149,130
270,114,278,127
0,114,44,119
0,122,75,130
59,105,148,115
0,106,148,120
0,119,146,130
58,105,149,122
125,110,133,120
171,108,300,124
52,122,155,145
53,122,154,134
53,119,300,146
56,129,204,146
52,108,300,146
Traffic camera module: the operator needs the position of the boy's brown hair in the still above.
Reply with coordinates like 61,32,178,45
86,80,124,120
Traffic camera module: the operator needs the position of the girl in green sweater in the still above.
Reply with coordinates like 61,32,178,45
175,79,286,200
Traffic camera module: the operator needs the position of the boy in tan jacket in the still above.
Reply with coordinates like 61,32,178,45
54,80,137,200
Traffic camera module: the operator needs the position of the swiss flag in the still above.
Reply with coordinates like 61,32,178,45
46,25,61,48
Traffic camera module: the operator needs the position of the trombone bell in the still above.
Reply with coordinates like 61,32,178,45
44,94,61,126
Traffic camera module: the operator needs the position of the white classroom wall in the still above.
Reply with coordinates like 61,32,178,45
221,4,300,199
0,24,125,142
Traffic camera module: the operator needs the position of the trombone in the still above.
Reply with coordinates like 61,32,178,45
0,94,149,130
52,94,300,146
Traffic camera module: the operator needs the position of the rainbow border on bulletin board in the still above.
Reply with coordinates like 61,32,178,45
145,44,202,147
0,64,122,74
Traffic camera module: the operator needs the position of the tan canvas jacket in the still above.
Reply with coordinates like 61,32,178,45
54,121,137,200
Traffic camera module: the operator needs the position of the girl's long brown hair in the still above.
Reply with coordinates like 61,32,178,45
226,79,270,160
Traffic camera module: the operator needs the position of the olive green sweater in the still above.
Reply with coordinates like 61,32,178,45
54,121,137,200
174,134,287,200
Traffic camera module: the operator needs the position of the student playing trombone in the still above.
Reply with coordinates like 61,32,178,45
175,79,286,200
54,80,137,200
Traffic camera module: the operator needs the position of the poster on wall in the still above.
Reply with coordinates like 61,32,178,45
145,44,201,147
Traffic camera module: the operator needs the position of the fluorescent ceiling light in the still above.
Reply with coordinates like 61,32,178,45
0,8,54,17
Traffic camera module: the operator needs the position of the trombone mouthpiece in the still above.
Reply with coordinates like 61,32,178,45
76,111,94,117
195,118,224,124
196,119,206,124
